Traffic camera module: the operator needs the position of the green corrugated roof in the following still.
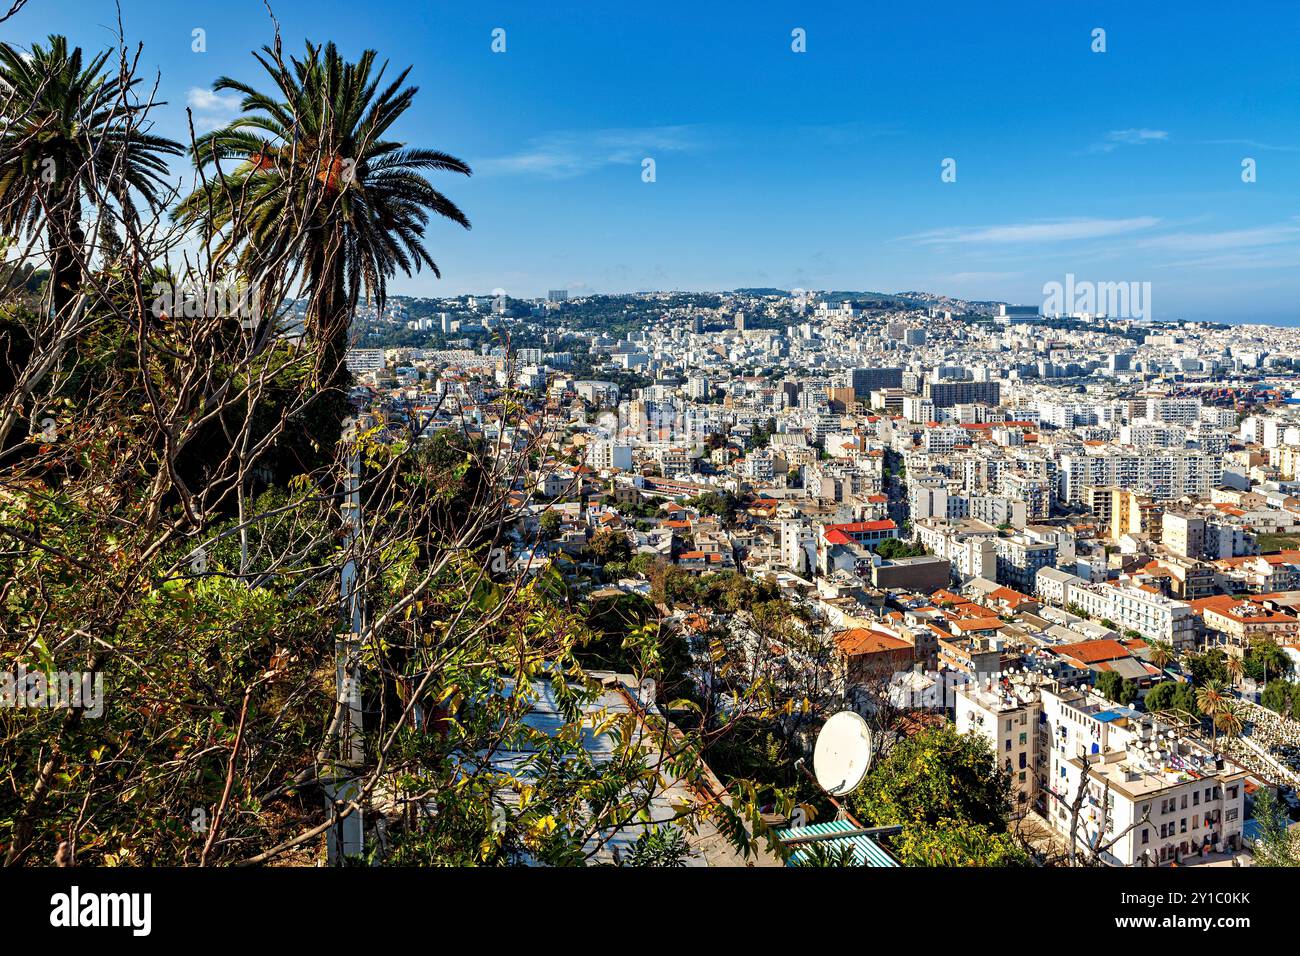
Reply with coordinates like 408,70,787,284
773,819,900,867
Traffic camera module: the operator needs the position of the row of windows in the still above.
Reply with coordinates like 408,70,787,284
1145,784,1232,818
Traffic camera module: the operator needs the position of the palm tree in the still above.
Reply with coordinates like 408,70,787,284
0,35,181,314
1196,679,1228,744
1224,653,1244,690
1213,701,1245,741
177,41,470,436
1147,639,1175,671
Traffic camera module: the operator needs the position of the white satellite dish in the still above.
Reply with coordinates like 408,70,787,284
812,711,874,797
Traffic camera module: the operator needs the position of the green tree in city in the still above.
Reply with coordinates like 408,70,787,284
177,40,471,446
1261,680,1299,717
1244,636,1292,684
1146,639,1176,671
849,725,1012,832
875,537,928,560
1213,700,1245,740
1144,680,1200,717
1095,670,1137,706
538,509,562,539
1186,649,1230,686
618,826,691,867
588,527,631,564
687,491,739,519
893,818,1031,867
0,36,181,314
1196,679,1230,744
1251,788,1300,867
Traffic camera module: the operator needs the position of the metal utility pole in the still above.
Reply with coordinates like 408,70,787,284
327,415,367,864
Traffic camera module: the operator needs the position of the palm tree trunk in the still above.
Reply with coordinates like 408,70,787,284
306,233,352,445
47,197,86,316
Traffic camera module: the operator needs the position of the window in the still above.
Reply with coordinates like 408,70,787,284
1019,753,1027,770
1226,808,1238,822
1020,732,1027,745
1006,739,1012,752
1181,795,1188,810
1193,791,1199,807
1141,829,1149,845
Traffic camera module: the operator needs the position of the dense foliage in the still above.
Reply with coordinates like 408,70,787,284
848,725,1029,867
0,28,774,868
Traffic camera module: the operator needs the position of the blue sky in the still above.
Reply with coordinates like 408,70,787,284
6,0,1300,321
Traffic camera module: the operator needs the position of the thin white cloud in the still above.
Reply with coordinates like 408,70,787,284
1089,128,1169,153
476,126,706,179
1137,221,1300,254
186,88,242,131
902,217,1161,245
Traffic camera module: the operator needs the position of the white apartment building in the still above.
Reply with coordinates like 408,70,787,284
574,380,620,406
915,518,998,584
1038,684,1247,866
923,425,967,454
685,375,710,400
1145,397,1201,427
968,495,1027,529
780,521,817,575
1200,407,1238,430
956,679,1041,805
586,440,633,472
345,348,386,373
740,448,775,482
1059,449,1222,504
1062,581,1197,649
1120,423,1188,449
961,677,1249,866
1000,473,1052,520
910,483,967,522
903,394,935,424
1036,566,1084,606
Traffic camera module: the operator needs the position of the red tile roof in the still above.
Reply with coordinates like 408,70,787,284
834,627,911,656
1053,639,1131,665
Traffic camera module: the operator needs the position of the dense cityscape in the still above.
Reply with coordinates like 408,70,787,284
0,0,1295,940
343,288,1300,868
